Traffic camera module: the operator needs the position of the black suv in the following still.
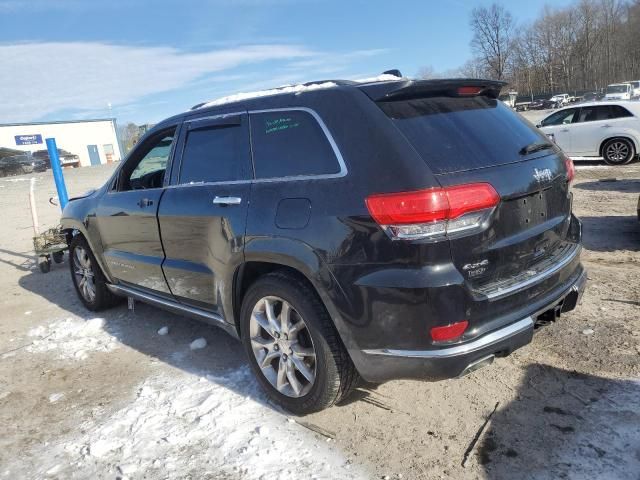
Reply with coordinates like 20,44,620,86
61,77,586,413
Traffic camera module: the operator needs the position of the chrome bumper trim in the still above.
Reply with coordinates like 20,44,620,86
479,244,581,301
362,317,534,359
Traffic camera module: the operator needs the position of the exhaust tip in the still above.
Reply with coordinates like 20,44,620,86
458,355,495,378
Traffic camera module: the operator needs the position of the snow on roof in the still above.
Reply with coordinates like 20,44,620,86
196,74,404,109
353,73,403,84
198,81,338,109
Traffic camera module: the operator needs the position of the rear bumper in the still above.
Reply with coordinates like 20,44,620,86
350,267,587,383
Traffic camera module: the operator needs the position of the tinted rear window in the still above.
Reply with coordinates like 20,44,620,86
378,97,546,174
250,110,341,179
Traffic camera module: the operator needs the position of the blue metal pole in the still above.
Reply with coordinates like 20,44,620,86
45,138,69,210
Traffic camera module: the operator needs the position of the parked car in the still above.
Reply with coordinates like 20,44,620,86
529,98,557,110
0,153,47,177
538,101,640,165
61,76,586,413
605,83,633,101
550,93,570,106
33,148,80,168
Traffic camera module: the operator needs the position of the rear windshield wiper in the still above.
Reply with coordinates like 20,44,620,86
519,142,554,156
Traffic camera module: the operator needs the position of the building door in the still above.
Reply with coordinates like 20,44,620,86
87,144,101,165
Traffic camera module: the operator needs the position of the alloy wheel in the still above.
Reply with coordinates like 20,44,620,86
249,296,317,398
605,141,630,163
73,246,96,302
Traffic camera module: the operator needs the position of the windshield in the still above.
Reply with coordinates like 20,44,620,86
607,85,629,93
378,96,547,174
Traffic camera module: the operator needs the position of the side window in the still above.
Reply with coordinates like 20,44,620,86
119,130,175,191
576,106,610,123
250,110,341,179
609,105,633,119
541,108,576,127
179,122,250,184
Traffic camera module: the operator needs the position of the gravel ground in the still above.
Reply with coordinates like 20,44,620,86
0,158,638,479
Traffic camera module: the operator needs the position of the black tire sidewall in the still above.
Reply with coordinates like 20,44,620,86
240,275,339,414
603,138,635,165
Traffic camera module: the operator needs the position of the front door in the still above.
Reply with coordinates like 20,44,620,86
158,113,252,315
87,145,101,165
95,127,177,294
540,108,577,154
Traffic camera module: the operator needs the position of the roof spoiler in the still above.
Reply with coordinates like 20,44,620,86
360,78,507,102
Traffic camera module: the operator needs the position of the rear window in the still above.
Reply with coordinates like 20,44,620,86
250,110,341,179
378,97,546,174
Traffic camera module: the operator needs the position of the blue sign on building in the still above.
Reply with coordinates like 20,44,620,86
15,134,43,146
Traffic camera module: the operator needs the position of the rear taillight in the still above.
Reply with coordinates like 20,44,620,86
431,320,469,342
366,183,499,240
564,157,575,183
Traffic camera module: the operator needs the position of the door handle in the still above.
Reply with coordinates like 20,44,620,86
137,198,153,208
602,124,612,128
561,129,570,132
213,196,242,206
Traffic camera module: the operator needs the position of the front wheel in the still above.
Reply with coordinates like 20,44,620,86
69,235,120,311
602,138,635,165
240,272,358,414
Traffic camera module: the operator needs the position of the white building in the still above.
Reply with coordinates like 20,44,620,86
0,119,122,167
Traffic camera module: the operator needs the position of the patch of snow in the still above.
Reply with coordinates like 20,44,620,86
157,326,169,336
354,73,403,83
27,317,117,360
22,368,367,479
49,393,65,403
24,311,32,315
2,177,32,182
199,82,338,109
189,337,207,350
582,328,595,335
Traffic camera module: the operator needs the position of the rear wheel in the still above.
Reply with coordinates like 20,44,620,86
69,235,120,311
602,138,635,165
240,272,358,414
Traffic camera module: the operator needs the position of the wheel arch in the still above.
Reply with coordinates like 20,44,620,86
599,135,638,157
232,242,353,350
60,217,113,283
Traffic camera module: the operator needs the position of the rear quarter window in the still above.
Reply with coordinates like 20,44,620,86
378,97,546,174
249,110,341,179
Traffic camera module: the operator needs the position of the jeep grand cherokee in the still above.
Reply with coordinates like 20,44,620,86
61,76,586,413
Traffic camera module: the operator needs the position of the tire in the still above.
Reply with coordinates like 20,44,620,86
240,271,358,414
602,138,635,165
52,251,64,264
38,256,51,273
69,235,120,311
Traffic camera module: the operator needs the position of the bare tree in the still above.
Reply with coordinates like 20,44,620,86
417,65,438,79
470,3,515,80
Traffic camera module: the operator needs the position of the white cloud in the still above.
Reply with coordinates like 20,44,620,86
0,42,315,122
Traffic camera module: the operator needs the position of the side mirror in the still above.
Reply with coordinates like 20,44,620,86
536,124,542,128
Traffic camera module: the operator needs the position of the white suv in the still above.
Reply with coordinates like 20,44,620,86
538,101,640,165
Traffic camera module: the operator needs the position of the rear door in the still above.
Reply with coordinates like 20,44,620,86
377,94,574,294
570,105,614,155
95,127,177,294
158,113,252,314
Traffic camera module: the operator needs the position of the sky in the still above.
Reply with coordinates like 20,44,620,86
0,0,574,125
